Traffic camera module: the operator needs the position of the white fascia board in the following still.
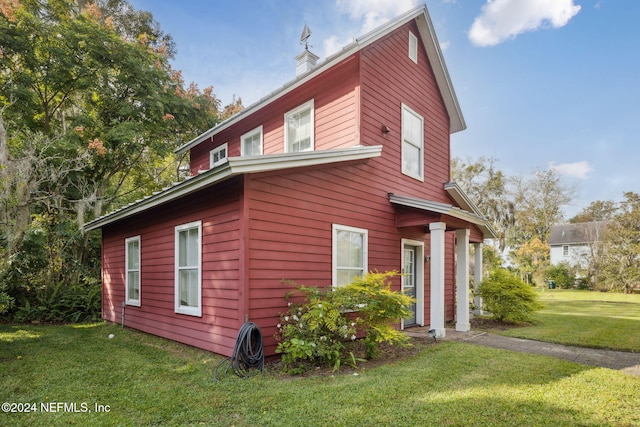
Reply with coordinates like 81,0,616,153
85,145,382,231
175,5,463,155
414,12,465,133
444,182,483,217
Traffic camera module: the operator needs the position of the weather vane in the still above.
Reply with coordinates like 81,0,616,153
300,24,312,50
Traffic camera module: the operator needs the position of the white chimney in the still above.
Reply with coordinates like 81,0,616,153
295,24,319,77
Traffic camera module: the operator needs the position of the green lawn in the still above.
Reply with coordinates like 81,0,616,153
1,322,639,426
498,290,640,352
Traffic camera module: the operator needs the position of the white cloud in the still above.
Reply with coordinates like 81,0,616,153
550,160,593,179
469,0,581,47
336,0,419,33
324,0,419,56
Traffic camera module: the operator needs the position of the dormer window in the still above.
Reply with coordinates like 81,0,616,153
285,99,314,153
241,126,263,156
210,143,228,168
408,31,418,64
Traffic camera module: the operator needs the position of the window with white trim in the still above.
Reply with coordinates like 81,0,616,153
408,31,418,64
210,143,228,168
562,245,569,257
125,236,141,306
285,100,314,153
332,224,368,287
401,103,424,181
241,126,263,156
175,221,202,316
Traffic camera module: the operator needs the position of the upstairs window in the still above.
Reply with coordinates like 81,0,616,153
175,221,202,317
408,31,418,64
241,126,263,156
210,143,228,168
125,236,141,307
332,224,368,287
401,104,424,181
563,245,569,256
285,100,314,153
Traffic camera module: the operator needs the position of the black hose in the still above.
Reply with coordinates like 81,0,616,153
214,322,264,381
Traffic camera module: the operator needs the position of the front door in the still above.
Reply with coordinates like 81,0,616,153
403,245,417,326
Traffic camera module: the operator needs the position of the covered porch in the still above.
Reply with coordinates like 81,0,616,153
390,185,496,338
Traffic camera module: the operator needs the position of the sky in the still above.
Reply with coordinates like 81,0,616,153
130,0,639,219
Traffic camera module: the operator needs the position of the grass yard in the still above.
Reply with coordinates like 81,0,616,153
497,290,640,352
1,322,639,426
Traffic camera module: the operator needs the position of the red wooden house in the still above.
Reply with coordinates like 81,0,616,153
85,5,495,357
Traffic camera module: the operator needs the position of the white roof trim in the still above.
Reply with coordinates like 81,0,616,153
175,4,464,155
85,145,382,231
444,182,484,218
388,192,497,239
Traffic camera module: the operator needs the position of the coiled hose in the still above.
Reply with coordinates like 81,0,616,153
214,322,264,381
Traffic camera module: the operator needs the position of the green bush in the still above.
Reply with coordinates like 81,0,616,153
478,269,542,323
276,271,414,373
546,263,575,289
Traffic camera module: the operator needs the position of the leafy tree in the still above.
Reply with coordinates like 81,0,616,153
599,192,640,293
509,168,575,247
510,237,549,285
451,156,514,253
0,0,235,321
569,200,617,223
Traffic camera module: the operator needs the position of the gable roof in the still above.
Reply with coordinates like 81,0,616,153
175,4,465,156
84,145,382,231
548,221,609,246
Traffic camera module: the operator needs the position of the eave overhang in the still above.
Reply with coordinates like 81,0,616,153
389,191,497,239
85,145,382,231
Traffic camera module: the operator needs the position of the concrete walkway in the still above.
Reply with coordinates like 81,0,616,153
405,327,640,377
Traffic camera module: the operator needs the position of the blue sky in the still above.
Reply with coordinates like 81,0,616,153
130,0,639,218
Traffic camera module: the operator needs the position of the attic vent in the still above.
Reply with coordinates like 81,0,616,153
296,24,319,77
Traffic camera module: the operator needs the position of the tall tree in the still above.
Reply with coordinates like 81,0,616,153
1,0,221,222
451,156,515,252
509,168,575,247
600,192,640,293
0,0,231,304
569,200,617,223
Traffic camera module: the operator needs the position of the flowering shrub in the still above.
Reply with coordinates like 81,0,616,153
276,271,414,373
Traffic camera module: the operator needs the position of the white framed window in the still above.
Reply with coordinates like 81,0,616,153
332,224,368,287
401,103,424,181
285,99,314,153
175,221,202,317
241,126,263,156
563,245,569,257
210,143,228,168
125,236,141,307
408,31,418,64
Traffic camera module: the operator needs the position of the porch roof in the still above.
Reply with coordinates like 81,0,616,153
388,192,497,239
84,145,382,231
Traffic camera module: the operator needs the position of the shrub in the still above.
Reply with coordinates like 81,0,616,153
275,271,414,373
546,263,575,289
478,269,542,323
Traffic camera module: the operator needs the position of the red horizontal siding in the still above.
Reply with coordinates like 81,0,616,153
101,178,243,357
360,21,452,203
189,55,359,174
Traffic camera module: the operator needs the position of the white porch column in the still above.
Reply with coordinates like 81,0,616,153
455,229,470,332
429,222,446,338
473,242,484,315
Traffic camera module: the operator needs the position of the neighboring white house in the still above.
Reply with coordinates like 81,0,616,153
548,222,608,270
